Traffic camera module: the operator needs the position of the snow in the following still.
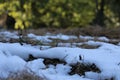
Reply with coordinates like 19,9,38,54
0,43,41,60
0,31,120,80
97,37,109,42
28,33,52,43
79,35,94,40
28,33,77,43
0,31,19,39
26,59,46,73
0,51,26,78
79,35,109,42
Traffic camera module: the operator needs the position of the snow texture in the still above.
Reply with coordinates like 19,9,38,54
0,31,120,80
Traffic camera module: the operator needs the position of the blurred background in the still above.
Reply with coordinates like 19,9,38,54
0,0,120,30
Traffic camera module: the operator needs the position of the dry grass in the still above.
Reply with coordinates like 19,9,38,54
78,44,100,49
1,26,120,47
0,70,45,80
26,26,120,39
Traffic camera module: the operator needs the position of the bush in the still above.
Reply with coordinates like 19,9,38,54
33,0,95,28
0,0,95,29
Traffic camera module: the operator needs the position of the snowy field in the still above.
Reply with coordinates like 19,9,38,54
0,31,120,80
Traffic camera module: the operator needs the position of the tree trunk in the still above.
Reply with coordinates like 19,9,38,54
92,0,105,26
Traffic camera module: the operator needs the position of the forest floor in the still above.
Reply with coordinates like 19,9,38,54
0,26,120,80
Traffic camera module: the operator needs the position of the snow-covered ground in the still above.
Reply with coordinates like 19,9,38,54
0,31,120,80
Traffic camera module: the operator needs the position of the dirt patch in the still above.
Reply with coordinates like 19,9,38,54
43,58,101,76
69,62,101,76
43,58,66,66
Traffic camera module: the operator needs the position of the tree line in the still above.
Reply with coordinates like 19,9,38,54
0,0,120,29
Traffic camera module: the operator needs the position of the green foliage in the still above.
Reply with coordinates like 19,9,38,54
0,0,120,29
0,0,32,29
106,0,120,27
0,0,96,28
32,0,95,28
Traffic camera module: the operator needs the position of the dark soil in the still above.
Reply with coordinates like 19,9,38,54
43,58,66,66
69,62,101,76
